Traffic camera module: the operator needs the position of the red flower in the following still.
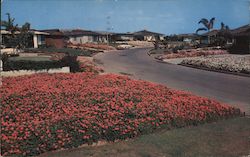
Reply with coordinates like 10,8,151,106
0,72,242,156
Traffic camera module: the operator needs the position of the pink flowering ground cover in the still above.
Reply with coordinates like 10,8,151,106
0,73,242,156
161,49,228,60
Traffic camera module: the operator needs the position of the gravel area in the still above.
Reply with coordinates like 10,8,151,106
181,54,250,74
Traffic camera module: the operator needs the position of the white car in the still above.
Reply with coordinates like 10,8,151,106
0,48,20,56
117,44,133,50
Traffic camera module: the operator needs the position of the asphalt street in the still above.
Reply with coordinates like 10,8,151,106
95,48,250,114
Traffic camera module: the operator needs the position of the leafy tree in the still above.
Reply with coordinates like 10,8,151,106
17,22,33,49
196,17,215,34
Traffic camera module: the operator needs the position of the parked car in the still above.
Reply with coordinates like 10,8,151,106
117,43,133,50
0,48,21,56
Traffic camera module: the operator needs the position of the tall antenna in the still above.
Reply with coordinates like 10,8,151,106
106,16,114,44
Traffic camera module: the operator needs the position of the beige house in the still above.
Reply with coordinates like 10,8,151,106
0,29,49,48
62,29,108,44
133,30,165,41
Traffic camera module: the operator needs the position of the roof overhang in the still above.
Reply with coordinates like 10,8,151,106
1,30,49,35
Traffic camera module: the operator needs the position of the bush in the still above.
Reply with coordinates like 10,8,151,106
25,48,93,56
2,55,80,72
61,55,80,72
3,60,62,71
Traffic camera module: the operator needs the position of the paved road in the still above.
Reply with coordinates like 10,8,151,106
95,48,250,114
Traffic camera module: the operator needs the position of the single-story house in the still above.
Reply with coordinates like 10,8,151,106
62,29,108,44
0,29,49,48
230,24,250,54
133,30,165,41
94,31,113,43
200,30,219,45
41,29,110,48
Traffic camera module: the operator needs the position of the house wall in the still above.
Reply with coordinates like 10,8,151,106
144,36,155,41
120,36,134,41
45,36,67,48
144,35,164,41
68,35,109,44
98,36,108,43
231,36,250,54
69,36,96,44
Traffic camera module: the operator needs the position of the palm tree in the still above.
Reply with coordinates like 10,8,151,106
220,22,230,31
217,22,232,46
1,13,32,49
1,13,19,48
1,13,19,35
196,17,215,34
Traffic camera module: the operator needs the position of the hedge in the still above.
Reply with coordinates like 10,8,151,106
2,55,80,72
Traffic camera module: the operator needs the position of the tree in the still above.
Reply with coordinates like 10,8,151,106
196,17,215,34
216,22,232,47
17,22,33,49
1,13,32,49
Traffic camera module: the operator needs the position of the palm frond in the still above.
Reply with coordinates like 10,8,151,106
198,18,208,24
198,18,210,29
221,22,225,30
209,17,215,29
196,27,207,34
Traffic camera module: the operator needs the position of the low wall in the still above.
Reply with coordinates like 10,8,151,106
0,66,70,77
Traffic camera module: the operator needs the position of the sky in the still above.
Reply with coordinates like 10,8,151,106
1,0,250,35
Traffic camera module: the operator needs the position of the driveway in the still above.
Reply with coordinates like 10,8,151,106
95,48,250,114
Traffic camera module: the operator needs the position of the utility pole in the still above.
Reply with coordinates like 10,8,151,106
106,16,114,44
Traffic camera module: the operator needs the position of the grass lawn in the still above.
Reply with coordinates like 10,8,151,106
8,56,52,62
0,73,242,156
39,117,250,157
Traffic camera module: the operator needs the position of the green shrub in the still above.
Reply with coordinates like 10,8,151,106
3,55,80,72
3,60,62,71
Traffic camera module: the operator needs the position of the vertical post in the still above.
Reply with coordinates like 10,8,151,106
107,34,109,45
33,34,38,48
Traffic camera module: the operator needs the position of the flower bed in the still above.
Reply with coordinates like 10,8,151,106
159,49,228,60
68,43,116,51
0,73,242,156
181,54,250,74
77,56,104,73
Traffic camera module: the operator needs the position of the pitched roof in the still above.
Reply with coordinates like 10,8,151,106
40,29,66,36
62,29,103,36
113,33,134,36
201,30,219,36
1,29,49,35
175,33,199,38
94,31,114,35
230,24,250,36
133,30,164,36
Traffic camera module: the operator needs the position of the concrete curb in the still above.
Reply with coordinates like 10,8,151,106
179,63,250,78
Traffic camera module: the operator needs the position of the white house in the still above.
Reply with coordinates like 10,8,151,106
133,30,165,41
61,29,108,44
0,29,49,48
